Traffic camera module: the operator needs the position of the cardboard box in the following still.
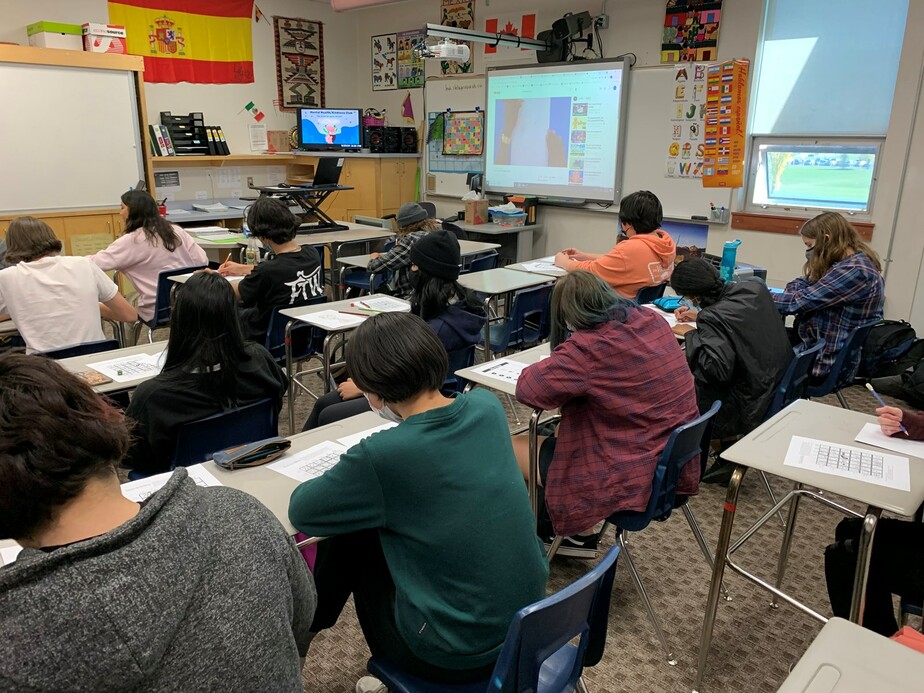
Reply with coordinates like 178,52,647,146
82,23,126,54
26,21,83,50
464,199,489,225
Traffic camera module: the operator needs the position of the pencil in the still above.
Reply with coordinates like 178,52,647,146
865,383,909,435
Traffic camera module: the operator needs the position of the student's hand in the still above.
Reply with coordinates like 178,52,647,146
673,323,696,337
338,378,362,400
369,252,383,259
218,260,251,277
554,251,574,269
675,307,698,323
876,406,904,436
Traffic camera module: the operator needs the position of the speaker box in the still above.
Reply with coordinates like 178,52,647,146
383,127,401,153
364,126,385,153
400,127,418,153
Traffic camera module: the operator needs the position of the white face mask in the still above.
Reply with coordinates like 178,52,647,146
364,394,403,423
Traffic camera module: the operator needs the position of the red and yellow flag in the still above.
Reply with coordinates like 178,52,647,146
108,0,255,84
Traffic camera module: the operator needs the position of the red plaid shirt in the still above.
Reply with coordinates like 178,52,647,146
516,308,700,536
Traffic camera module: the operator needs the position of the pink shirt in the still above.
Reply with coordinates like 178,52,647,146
89,226,208,322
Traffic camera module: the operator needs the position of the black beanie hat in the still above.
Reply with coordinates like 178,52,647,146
410,230,461,281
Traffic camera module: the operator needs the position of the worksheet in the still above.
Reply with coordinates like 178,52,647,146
120,464,223,503
783,436,911,491
352,296,411,313
519,257,566,276
855,423,924,459
303,310,367,330
469,359,529,385
86,351,165,383
268,441,347,483
0,545,22,566
337,422,398,449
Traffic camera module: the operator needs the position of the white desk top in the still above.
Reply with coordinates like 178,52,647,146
452,221,541,236
169,272,244,285
458,267,554,295
279,293,409,329
723,399,924,517
0,319,17,336
58,341,167,394
455,343,551,397
337,239,501,269
777,617,924,693
295,225,395,248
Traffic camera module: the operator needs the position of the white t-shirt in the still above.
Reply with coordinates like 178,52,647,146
0,255,119,354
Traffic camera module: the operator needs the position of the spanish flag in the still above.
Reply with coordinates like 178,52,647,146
108,0,255,84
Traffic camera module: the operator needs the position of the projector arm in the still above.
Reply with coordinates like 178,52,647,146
424,23,549,52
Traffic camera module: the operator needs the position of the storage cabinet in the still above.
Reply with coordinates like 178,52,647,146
0,211,105,254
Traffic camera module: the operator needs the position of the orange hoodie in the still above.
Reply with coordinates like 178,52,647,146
571,230,676,298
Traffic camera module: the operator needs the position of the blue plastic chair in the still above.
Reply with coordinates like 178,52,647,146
443,343,478,394
38,338,120,359
462,251,499,275
342,240,395,296
635,282,668,304
132,265,207,343
805,319,879,408
368,546,620,693
548,401,722,665
487,284,554,356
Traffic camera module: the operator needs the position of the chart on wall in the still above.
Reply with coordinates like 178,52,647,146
665,63,706,178
440,0,475,75
425,76,486,195
397,29,425,88
428,112,484,172
371,34,397,91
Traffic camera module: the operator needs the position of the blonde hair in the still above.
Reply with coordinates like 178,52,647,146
5,217,63,264
801,212,881,282
398,217,440,237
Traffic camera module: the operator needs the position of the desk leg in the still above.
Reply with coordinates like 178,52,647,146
849,507,881,623
285,319,295,433
330,242,341,301
322,332,335,394
771,482,803,609
482,295,494,359
515,228,535,263
693,465,744,693
527,409,542,527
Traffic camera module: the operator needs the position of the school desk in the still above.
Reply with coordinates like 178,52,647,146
507,257,568,278
694,399,924,693
168,273,244,285
450,220,542,264
0,319,17,337
58,341,167,395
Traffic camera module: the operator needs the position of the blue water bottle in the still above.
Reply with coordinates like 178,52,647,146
720,239,742,283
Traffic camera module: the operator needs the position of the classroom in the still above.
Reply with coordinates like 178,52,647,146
1,1,923,692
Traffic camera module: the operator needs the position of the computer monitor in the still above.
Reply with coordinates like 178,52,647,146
297,108,362,151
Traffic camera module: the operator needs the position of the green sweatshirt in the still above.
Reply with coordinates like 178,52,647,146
288,388,548,671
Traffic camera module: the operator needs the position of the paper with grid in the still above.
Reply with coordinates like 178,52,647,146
120,464,223,503
469,359,529,385
268,441,347,483
87,351,165,383
783,436,911,491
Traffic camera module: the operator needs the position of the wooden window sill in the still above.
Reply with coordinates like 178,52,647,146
731,212,873,241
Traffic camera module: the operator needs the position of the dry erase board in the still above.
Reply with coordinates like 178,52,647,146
424,75,486,199
0,62,145,213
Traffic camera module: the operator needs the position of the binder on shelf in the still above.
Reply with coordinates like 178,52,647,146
149,124,161,156
215,126,230,155
205,127,218,155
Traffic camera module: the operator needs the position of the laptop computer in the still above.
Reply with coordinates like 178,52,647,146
303,157,344,189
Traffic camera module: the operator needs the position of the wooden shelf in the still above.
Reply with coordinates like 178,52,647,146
151,154,296,166
731,211,874,241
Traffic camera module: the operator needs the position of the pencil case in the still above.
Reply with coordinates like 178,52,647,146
212,437,292,470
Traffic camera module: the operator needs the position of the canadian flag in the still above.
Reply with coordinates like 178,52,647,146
484,14,537,54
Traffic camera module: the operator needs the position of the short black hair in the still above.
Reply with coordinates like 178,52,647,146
246,197,299,244
346,312,448,403
0,354,130,541
618,190,663,234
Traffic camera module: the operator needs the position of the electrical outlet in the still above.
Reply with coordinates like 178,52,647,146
247,176,254,187
595,14,609,30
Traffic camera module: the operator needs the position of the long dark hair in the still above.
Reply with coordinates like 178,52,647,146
550,270,634,348
161,272,250,406
410,269,480,322
670,258,725,307
121,190,179,251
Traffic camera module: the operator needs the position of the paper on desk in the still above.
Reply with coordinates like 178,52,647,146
0,545,23,566
642,305,695,329
166,209,191,216
227,203,250,210
121,464,222,503
520,259,566,276
192,233,243,242
86,351,165,383
855,423,924,459
783,435,911,492
304,310,367,330
268,441,347,483
190,226,235,235
353,297,411,313
337,422,399,449
192,202,229,213
469,359,529,385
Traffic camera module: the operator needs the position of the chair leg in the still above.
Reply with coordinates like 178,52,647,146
504,393,521,425
836,389,850,409
681,504,731,602
575,676,589,693
147,326,154,344
546,535,564,561
771,482,803,608
759,471,788,529
131,321,142,346
617,532,677,665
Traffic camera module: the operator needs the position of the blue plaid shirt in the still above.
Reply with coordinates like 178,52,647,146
773,252,884,379
367,231,427,299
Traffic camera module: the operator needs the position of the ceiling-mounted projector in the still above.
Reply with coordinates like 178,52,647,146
414,39,471,63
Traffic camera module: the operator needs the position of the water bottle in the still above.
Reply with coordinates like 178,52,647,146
242,224,260,265
720,239,742,283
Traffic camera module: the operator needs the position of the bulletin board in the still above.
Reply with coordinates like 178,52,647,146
423,75,486,199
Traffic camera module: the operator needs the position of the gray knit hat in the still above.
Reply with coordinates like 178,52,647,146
396,202,429,228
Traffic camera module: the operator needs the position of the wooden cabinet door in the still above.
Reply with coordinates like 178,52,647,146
379,160,403,213
400,159,420,202
63,214,116,256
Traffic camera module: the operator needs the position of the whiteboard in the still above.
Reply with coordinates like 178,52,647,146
423,75,486,199
0,63,144,213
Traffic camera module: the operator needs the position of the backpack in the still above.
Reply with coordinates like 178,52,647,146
857,320,921,378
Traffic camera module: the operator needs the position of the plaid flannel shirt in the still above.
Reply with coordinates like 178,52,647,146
366,231,428,299
516,308,700,536
773,252,884,379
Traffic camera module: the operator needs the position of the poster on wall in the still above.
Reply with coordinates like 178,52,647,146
440,0,475,75
661,0,722,64
273,17,325,109
665,63,706,179
483,13,537,61
397,29,425,88
371,33,397,91
702,59,749,188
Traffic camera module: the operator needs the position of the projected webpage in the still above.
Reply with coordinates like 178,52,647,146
485,63,627,202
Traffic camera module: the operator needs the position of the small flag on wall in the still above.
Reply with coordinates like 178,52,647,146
402,92,414,123
483,14,537,58
243,101,266,121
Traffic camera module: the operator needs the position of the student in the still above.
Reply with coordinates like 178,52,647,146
670,259,793,484
0,217,136,354
289,312,547,687
366,202,440,299
219,197,324,343
0,353,315,691
124,272,287,476
773,211,884,381
553,190,676,298
89,190,208,325
513,270,700,555
303,230,484,430
824,404,924,636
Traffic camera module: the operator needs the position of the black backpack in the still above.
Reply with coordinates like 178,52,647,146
857,320,922,378
902,360,924,409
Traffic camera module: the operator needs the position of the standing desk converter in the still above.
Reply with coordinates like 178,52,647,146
253,183,354,232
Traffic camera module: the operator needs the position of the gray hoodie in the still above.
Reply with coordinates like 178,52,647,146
0,470,316,692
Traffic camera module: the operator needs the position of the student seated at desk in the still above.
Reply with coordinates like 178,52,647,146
0,353,315,691
366,202,440,299
553,190,676,298
824,405,924,636
89,190,208,325
513,270,700,556
773,211,884,381
289,312,547,688
303,230,485,430
670,259,793,485
219,197,324,343
0,217,136,354
123,272,287,476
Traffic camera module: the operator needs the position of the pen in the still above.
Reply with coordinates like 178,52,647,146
339,311,371,318
353,300,371,309
865,383,909,435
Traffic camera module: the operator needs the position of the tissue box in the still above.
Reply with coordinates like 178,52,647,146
26,21,83,50
82,23,126,54
464,199,489,225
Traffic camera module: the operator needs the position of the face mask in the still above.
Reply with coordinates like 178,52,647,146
364,394,403,424
805,247,814,260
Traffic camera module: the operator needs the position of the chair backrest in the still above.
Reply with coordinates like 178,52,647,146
764,340,826,420
443,343,477,393
806,320,879,397
264,296,328,363
419,201,437,218
150,265,208,328
463,251,499,274
490,546,620,692
172,397,278,469
635,282,668,304
38,338,120,359
493,284,554,352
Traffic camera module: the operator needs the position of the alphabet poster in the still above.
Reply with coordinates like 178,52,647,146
371,33,397,91
665,63,706,178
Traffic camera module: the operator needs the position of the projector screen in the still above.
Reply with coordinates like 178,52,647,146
484,59,631,203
